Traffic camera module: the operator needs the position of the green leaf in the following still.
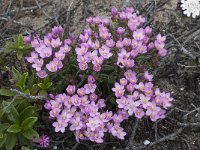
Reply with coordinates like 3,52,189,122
7,124,21,133
22,146,30,150
22,128,39,140
0,89,17,96
12,66,22,81
5,133,17,150
19,106,35,122
0,133,3,139
102,65,115,71
38,90,47,97
17,100,30,113
27,73,35,89
6,106,20,124
0,134,7,148
18,34,24,47
21,117,37,130
17,51,23,60
23,45,32,51
0,123,10,132
0,99,15,117
37,83,45,90
46,82,52,89
16,72,28,90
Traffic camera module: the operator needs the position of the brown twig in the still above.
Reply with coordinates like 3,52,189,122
65,0,77,36
125,119,140,150
132,127,186,150
168,34,196,60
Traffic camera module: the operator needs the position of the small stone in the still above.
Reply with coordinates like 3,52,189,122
180,88,184,91
144,140,150,145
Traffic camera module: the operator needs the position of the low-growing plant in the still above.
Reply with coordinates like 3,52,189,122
0,6,174,148
4,34,32,60
0,98,38,150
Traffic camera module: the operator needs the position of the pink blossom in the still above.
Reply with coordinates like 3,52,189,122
51,38,62,48
46,61,58,72
36,70,48,78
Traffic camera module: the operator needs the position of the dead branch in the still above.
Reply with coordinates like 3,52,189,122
168,34,196,60
34,0,52,19
65,0,77,36
10,88,46,100
132,127,185,150
178,122,200,127
125,119,140,150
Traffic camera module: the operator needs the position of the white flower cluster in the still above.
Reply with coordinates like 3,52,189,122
181,0,200,18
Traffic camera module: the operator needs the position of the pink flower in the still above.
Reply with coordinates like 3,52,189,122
144,71,153,81
134,108,145,119
127,83,135,93
139,94,151,109
51,38,62,48
86,117,100,131
44,36,51,46
99,48,113,59
80,34,89,43
32,58,44,71
46,61,58,72
53,118,68,133
88,75,96,83
112,83,125,98
155,41,165,50
39,134,50,148
158,48,167,57
36,70,48,78
49,108,60,118
26,52,38,63
70,117,83,131
116,27,125,34
71,95,81,106
60,45,70,53
84,83,96,94
120,78,128,86
116,40,124,49
127,100,140,115
123,38,131,47
133,29,145,41
79,62,88,70
110,125,126,140
156,34,166,43
66,85,76,95
106,39,115,48
99,31,111,40
116,96,128,109
90,93,98,101
138,45,147,54
53,58,63,69
77,88,86,96
75,44,88,55
40,47,52,58
55,50,65,60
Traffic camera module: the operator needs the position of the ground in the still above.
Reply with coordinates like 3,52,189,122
0,0,200,149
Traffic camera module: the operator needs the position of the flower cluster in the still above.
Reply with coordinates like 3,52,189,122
45,75,127,143
75,20,113,71
25,26,72,78
180,0,200,18
74,7,167,71
41,7,174,143
113,70,173,121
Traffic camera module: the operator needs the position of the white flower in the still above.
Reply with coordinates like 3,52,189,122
181,0,200,18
